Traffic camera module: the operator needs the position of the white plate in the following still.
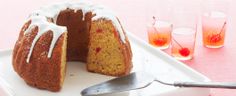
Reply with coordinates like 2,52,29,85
0,32,210,96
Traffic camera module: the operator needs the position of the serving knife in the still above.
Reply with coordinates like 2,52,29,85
81,71,236,96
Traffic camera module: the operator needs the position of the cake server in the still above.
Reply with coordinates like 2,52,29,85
81,71,236,96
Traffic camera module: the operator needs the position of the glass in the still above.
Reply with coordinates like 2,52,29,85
147,20,172,49
146,0,172,49
171,3,198,60
202,0,229,48
202,12,227,48
171,28,196,60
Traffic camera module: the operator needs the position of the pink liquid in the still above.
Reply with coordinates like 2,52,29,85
202,11,227,48
148,20,172,49
171,28,196,60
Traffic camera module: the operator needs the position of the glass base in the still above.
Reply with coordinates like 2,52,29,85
204,45,224,48
154,45,170,50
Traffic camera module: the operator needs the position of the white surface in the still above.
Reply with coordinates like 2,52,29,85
0,78,14,96
0,32,210,96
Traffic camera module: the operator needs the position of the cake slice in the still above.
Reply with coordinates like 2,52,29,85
87,19,132,76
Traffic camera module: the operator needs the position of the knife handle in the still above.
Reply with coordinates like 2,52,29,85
174,82,236,89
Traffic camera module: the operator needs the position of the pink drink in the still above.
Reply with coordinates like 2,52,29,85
202,11,227,48
148,20,172,49
171,27,196,60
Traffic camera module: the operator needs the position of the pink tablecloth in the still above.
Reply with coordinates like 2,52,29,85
1,0,236,95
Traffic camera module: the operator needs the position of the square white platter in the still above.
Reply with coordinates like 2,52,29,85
0,32,210,96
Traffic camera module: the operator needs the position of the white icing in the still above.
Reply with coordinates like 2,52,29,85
31,2,94,22
24,1,126,63
24,16,66,63
33,2,68,23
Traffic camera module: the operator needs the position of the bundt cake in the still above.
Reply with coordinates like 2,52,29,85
12,2,132,92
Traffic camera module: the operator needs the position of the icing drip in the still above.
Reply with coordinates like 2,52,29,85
29,2,126,43
30,2,94,22
24,16,66,63
24,1,127,63
31,3,68,23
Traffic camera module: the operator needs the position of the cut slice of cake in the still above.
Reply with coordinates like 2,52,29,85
87,18,132,76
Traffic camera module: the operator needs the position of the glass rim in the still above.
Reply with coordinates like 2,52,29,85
172,27,196,36
202,11,227,18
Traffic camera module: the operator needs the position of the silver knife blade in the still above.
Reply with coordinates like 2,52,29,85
81,72,155,96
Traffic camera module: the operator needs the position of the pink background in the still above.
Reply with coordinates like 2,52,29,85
0,0,236,96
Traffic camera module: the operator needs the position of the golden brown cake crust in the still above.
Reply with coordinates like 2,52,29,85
13,20,66,91
113,24,133,76
120,30,133,76
117,18,133,76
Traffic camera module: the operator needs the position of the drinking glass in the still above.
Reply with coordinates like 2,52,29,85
147,20,172,49
202,0,229,48
171,28,196,60
171,2,199,60
146,0,172,49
